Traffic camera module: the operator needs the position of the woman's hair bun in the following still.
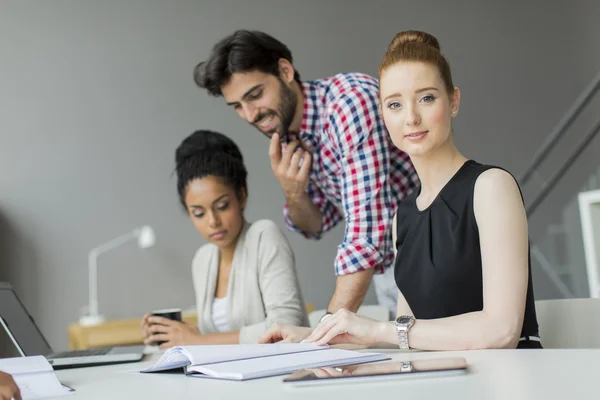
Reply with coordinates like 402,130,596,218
387,30,441,53
175,130,243,167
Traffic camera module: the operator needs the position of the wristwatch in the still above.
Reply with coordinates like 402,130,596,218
394,315,415,350
399,361,413,373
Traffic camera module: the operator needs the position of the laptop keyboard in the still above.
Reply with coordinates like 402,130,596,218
51,348,112,358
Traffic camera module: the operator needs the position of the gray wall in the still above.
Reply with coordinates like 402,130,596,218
1,0,599,350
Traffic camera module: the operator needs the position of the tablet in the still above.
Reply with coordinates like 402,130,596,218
283,357,468,386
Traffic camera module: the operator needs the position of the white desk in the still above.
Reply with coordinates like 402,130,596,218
56,348,598,399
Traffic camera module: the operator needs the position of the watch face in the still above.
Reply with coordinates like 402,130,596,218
396,316,414,325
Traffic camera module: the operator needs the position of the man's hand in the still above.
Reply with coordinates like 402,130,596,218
143,316,202,349
0,371,21,400
257,323,313,344
269,133,312,203
268,133,322,235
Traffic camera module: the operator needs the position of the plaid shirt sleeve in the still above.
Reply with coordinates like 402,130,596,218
328,87,395,276
283,182,343,240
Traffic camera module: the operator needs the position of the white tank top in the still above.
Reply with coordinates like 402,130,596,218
211,297,230,332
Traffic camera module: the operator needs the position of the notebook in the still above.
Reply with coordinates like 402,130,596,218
185,348,390,381
0,355,73,399
141,343,327,372
141,343,389,381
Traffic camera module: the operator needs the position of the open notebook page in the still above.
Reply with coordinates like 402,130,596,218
0,356,72,399
13,373,72,400
0,356,53,375
186,349,390,380
142,343,327,372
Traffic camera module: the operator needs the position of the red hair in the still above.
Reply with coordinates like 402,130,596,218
379,30,454,95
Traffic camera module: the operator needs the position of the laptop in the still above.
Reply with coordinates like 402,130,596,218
0,282,144,369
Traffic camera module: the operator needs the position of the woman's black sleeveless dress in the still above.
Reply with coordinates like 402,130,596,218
394,160,542,349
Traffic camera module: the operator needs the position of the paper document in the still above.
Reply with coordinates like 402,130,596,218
142,343,327,372
0,356,72,399
186,349,390,381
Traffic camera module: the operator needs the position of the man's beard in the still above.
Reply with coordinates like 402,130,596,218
252,79,298,142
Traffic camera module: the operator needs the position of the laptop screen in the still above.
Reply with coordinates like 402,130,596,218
0,282,53,357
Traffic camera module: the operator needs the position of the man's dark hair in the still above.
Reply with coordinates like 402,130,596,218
175,130,248,210
194,30,301,96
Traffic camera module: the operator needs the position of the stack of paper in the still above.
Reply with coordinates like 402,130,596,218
0,356,73,399
142,343,389,381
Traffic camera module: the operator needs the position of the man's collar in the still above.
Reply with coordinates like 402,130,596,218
297,80,320,151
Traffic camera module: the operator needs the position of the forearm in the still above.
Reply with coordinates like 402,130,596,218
327,269,374,313
379,310,521,350
287,193,323,235
195,331,241,345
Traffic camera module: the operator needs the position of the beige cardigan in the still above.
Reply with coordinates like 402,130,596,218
191,219,309,344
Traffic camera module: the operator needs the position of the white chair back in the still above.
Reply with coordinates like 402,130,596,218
535,298,600,348
308,305,390,328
